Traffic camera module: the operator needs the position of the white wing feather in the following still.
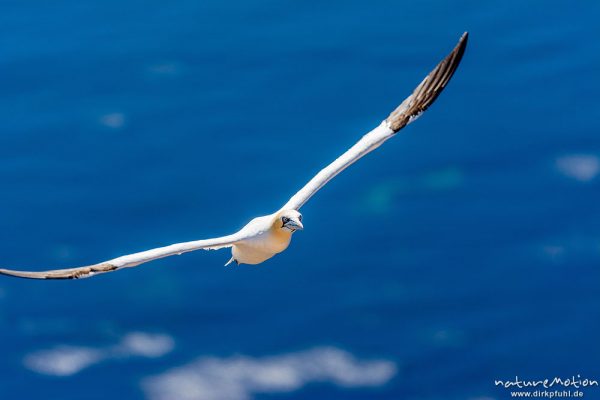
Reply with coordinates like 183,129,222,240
282,32,468,211
282,121,395,210
0,232,248,279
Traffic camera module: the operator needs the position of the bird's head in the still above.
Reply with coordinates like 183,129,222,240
275,210,303,233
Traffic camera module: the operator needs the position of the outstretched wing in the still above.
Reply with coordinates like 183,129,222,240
282,32,468,211
0,232,246,280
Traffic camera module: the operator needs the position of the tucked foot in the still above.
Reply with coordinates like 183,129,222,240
224,257,239,267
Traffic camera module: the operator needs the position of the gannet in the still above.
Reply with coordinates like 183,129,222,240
0,33,468,280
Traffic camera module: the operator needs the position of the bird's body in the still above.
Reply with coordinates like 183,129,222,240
230,211,299,265
0,33,468,280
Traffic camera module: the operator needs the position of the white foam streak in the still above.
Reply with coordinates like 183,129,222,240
24,346,103,377
118,332,175,358
24,332,174,376
99,112,126,129
143,347,396,400
556,154,599,182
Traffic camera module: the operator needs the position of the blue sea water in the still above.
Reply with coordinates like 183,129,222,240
1,1,599,399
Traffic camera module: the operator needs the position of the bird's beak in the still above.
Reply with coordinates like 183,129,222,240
284,218,303,231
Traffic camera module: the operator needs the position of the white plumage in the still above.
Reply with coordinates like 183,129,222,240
0,33,467,280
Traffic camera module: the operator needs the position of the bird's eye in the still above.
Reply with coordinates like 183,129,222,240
282,217,290,224
298,215,302,222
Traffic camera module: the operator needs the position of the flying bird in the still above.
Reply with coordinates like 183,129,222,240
0,33,468,280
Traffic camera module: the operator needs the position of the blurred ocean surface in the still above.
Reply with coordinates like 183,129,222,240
0,1,599,399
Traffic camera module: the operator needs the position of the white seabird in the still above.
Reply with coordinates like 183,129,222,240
0,33,468,280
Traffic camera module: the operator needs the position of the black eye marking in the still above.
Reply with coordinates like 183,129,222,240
298,215,302,222
282,217,290,224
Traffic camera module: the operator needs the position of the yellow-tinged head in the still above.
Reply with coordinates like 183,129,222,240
274,209,303,233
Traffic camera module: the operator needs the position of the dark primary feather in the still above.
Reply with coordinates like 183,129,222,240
386,32,468,132
0,263,118,280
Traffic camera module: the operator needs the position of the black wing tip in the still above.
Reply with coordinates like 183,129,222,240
0,268,50,280
0,263,117,280
456,31,469,61
386,32,468,132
